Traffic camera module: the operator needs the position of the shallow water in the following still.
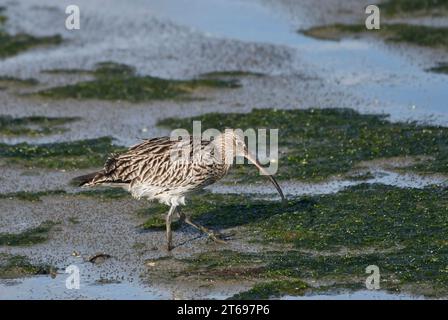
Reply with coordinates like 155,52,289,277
148,0,448,123
8,277,424,300
2,0,446,124
1,277,425,300
211,169,448,198
0,276,170,300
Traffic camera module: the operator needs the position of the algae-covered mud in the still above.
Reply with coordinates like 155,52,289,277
0,253,54,279
0,221,57,246
1,0,448,300
302,24,448,50
0,116,79,137
142,184,448,298
381,0,448,17
0,76,38,87
37,62,241,102
0,6,61,59
159,108,448,181
428,62,448,74
0,137,123,169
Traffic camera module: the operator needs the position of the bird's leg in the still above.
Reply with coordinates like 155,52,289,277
176,209,226,244
166,205,176,251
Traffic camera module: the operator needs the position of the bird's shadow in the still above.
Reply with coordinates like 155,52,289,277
137,195,316,240
191,197,316,229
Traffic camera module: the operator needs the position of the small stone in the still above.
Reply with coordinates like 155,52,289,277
88,253,111,264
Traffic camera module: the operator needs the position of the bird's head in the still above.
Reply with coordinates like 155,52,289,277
218,130,285,202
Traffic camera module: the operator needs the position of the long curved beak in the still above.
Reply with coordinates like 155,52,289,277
245,152,285,202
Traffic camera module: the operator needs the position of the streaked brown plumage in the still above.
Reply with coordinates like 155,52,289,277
75,131,285,250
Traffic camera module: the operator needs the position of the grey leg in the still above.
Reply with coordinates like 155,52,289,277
166,205,176,251
177,208,226,244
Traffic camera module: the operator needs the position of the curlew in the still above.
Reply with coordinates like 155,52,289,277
75,131,285,250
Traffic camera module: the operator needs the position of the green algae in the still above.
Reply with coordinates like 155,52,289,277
0,221,57,246
157,184,448,297
0,33,62,58
0,115,79,137
37,62,241,102
68,217,80,224
94,62,135,77
0,7,7,26
77,188,129,200
0,190,66,202
41,68,93,75
427,62,448,74
137,206,173,230
136,205,181,230
381,0,448,16
200,71,264,78
260,244,448,297
0,188,129,202
230,280,308,299
256,184,448,250
141,213,180,230
182,244,448,297
178,249,368,297
0,136,124,169
0,31,62,59
301,24,366,41
0,76,38,86
384,24,448,49
0,7,62,58
158,108,448,181
0,253,54,279
95,278,121,285
345,171,376,181
302,24,448,51
150,184,447,252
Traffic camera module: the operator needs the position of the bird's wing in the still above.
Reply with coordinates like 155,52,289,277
87,136,216,189
96,137,177,185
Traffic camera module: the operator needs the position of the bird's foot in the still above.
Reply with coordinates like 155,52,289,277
207,232,227,244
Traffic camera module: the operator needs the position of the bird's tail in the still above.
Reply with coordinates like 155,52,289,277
71,171,102,187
